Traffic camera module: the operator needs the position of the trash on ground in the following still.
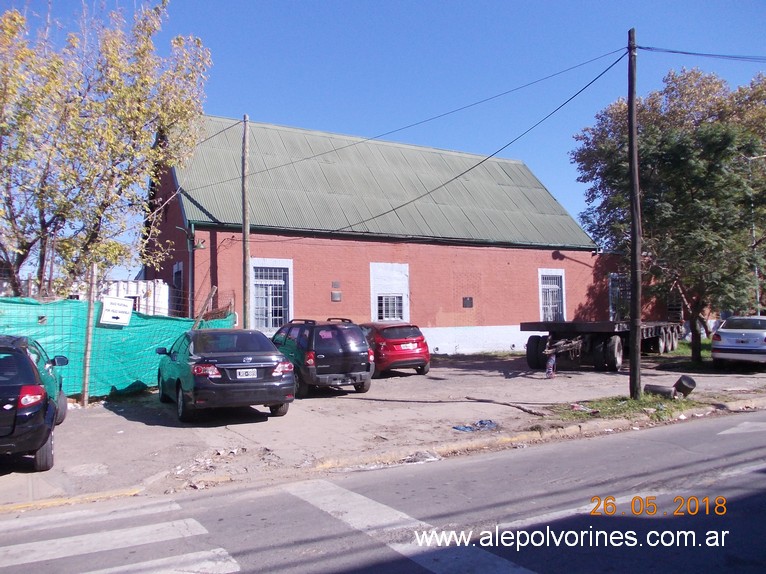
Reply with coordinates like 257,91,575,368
453,419,499,432
570,403,599,415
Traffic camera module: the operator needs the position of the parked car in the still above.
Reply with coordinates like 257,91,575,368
711,316,766,367
0,335,69,471
156,329,295,422
360,321,431,377
272,318,374,397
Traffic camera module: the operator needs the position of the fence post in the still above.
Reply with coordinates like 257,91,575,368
81,263,97,406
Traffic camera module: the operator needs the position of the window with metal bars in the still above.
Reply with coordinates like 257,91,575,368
253,267,289,329
609,273,631,321
377,295,403,320
540,274,564,321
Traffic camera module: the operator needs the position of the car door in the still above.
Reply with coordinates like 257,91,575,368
162,334,190,389
27,341,58,398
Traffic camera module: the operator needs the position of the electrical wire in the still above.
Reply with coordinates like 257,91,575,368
181,48,627,194
638,45,766,64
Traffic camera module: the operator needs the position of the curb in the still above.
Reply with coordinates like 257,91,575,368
0,487,145,515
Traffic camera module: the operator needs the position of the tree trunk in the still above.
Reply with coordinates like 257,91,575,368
689,310,703,363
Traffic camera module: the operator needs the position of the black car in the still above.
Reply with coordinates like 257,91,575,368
156,329,296,422
272,318,374,398
0,335,69,472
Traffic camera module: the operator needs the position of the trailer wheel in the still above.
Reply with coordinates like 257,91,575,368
536,335,549,369
656,333,666,354
663,330,673,353
670,330,679,351
592,336,607,371
526,335,542,369
605,335,623,371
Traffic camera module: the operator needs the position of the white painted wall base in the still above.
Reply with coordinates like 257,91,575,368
420,325,546,356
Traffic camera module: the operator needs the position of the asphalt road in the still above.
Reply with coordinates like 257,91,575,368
0,410,763,573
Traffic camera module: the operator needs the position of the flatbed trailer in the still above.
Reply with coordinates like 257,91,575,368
520,320,684,372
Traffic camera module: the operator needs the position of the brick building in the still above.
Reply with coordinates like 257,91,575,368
144,115,612,353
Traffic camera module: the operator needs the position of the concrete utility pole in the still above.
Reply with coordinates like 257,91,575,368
628,28,643,400
242,114,251,329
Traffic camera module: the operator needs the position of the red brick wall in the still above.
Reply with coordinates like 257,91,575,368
187,229,612,326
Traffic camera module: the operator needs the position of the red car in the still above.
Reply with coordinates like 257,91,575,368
360,322,430,377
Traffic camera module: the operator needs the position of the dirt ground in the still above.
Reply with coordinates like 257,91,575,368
2,353,766,508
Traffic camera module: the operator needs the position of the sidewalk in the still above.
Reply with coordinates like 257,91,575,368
2,355,765,512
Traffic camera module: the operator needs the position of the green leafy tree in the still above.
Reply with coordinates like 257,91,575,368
573,69,766,362
0,1,210,296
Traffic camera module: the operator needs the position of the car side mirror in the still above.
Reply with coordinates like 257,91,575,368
156,347,168,355
52,356,69,367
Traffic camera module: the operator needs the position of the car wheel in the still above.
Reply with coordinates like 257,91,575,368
295,373,310,399
55,389,68,425
176,385,194,422
157,372,171,403
269,403,289,417
354,378,371,393
416,362,430,375
33,432,54,472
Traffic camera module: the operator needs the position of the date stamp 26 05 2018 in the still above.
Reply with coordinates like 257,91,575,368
590,495,727,517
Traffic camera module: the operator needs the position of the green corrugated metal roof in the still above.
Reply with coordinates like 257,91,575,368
173,115,595,249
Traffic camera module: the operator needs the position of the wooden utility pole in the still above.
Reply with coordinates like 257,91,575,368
628,29,643,399
242,114,251,329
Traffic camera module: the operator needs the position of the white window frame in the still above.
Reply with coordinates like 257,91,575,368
250,257,294,333
538,268,566,321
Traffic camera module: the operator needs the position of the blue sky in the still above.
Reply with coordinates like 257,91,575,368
12,0,766,265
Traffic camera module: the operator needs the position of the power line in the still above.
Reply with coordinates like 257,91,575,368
181,48,626,195
638,45,766,64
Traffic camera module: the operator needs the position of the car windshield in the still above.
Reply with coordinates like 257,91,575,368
380,325,423,340
193,332,275,353
721,318,766,331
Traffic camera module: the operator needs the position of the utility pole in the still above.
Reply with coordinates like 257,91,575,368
628,28,643,400
242,114,251,329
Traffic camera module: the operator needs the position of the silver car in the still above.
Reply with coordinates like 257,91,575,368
711,316,766,367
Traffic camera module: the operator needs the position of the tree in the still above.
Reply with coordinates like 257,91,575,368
573,69,766,362
0,1,210,296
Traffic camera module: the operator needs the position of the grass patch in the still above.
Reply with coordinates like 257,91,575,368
551,394,702,422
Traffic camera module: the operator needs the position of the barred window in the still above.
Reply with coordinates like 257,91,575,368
377,295,403,320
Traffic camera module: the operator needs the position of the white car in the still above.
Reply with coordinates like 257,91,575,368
711,316,766,367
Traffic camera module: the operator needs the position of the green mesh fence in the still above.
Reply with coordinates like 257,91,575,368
0,298,234,398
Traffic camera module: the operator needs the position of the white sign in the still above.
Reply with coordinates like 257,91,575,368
100,296,133,326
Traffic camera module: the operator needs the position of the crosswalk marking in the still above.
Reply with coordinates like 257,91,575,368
0,519,207,567
285,480,534,574
85,548,240,574
718,421,766,434
0,500,181,534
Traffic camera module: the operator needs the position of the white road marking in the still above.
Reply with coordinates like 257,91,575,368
85,548,240,574
718,421,766,434
0,519,207,567
0,500,182,533
285,480,535,574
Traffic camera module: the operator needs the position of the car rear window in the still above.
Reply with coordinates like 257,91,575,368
314,325,367,353
0,352,36,386
194,332,275,353
379,325,423,340
721,318,766,331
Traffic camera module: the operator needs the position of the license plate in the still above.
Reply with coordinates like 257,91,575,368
400,343,417,350
237,368,258,379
